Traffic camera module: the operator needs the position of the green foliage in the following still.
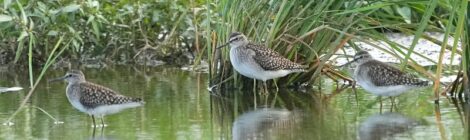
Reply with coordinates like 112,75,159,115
0,0,466,91
207,0,465,90
0,0,207,65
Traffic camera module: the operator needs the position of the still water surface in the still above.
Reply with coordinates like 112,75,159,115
0,66,466,139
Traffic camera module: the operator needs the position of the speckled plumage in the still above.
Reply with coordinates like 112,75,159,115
223,32,307,82
78,82,142,108
50,70,143,127
352,51,428,97
246,43,307,71
361,60,428,87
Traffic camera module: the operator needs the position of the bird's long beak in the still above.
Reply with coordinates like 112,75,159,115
216,42,230,49
48,76,66,83
338,58,359,67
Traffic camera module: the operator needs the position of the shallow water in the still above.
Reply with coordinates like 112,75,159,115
0,66,467,139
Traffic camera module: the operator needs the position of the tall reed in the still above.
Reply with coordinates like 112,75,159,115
206,0,461,90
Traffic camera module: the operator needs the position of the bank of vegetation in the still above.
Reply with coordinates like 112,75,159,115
0,0,468,97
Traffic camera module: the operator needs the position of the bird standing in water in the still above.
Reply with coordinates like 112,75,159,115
49,70,144,127
217,32,307,93
345,50,429,109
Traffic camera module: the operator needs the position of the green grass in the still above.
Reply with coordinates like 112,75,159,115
206,0,467,91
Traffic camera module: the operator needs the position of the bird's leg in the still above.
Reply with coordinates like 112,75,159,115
100,126,104,136
264,83,269,106
379,97,383,113
101,123,104,136
352,81,359,108
91,115,96,127
263,81,269,95
253,79,257,108
262,81,270,106
274,80,279,92
270,91,278,107
92,126,97,137
101,117,105,127
393,99,399,112
253,79,257,94
263,81,268,94
351,80,357,87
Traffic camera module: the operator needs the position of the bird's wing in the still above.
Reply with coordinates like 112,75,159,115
79,82,141,108
246,43,307,71
365,60,424,86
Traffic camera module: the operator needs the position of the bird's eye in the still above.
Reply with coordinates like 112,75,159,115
66,74,72,78
230,37,239,42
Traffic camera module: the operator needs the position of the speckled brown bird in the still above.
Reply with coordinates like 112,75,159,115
350,51,428,97
218,32,307,91
49,70,143,127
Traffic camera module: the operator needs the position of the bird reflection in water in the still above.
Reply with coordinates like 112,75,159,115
90,127,117,140
359,112,420,140
232,108,302,140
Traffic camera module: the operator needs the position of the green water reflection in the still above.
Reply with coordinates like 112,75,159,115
0,66,467,139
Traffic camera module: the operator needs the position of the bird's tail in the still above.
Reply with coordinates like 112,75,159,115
289,65,309,73
133,98,145,105
412,80,430,87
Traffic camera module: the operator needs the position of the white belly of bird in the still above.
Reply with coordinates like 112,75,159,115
65,87,142,116
230,48,291,81
236,64,291,81
357,80,413,97
66,87,88,113
230,59,290,81
68,99,88,113
88,102,142,117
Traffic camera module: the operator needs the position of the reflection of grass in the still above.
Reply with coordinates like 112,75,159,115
3,36,68,125
31,106,64,124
